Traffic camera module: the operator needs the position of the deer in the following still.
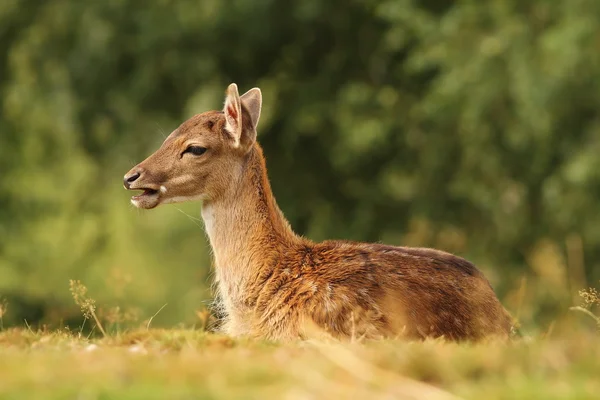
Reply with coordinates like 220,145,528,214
123,83,514,341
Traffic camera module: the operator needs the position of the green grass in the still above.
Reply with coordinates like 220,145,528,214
0,328,598,400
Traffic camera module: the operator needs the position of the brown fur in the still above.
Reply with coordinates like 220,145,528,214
124,84,513,341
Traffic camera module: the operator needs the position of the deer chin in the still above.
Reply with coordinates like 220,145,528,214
130,188,160,209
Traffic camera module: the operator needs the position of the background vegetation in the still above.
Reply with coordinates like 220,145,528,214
1,0,600,336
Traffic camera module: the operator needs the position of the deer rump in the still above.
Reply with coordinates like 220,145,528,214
244,240,513,341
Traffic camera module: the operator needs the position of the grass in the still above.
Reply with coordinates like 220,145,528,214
0,327,598,400
0,281,597,399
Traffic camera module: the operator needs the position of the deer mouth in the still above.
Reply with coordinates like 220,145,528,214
130,188,160,209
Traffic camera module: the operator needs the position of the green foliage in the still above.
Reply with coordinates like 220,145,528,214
1,0,599,329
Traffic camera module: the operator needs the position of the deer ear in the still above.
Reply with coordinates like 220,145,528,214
223,83,242,147
240,88,262,129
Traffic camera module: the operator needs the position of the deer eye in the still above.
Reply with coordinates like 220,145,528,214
182,146,207,156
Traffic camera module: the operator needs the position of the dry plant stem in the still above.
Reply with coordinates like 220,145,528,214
0,302,6,331
146,303,168,330
0,299,6,331
569,306,600,326
309,341,462,400
89,308,107,337
69,280,107,337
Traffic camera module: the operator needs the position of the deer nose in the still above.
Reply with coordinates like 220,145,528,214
123,171,141,189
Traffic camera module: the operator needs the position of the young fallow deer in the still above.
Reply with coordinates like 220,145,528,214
124,83,513,341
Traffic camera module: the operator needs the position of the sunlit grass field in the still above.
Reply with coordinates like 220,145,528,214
1,282,598,399
0,324,598,400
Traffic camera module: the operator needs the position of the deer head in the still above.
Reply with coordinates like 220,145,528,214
123,83,262,209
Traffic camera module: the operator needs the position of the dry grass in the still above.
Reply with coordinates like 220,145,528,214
570,283,600,331
0,327,598,400
0,277,597,399
0,279,598,399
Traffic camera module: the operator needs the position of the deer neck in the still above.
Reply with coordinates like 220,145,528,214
200,144,298,312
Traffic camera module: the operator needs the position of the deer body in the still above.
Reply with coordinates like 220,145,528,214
124,84,513,341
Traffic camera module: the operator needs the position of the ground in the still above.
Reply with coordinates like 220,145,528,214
0,328,598,399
